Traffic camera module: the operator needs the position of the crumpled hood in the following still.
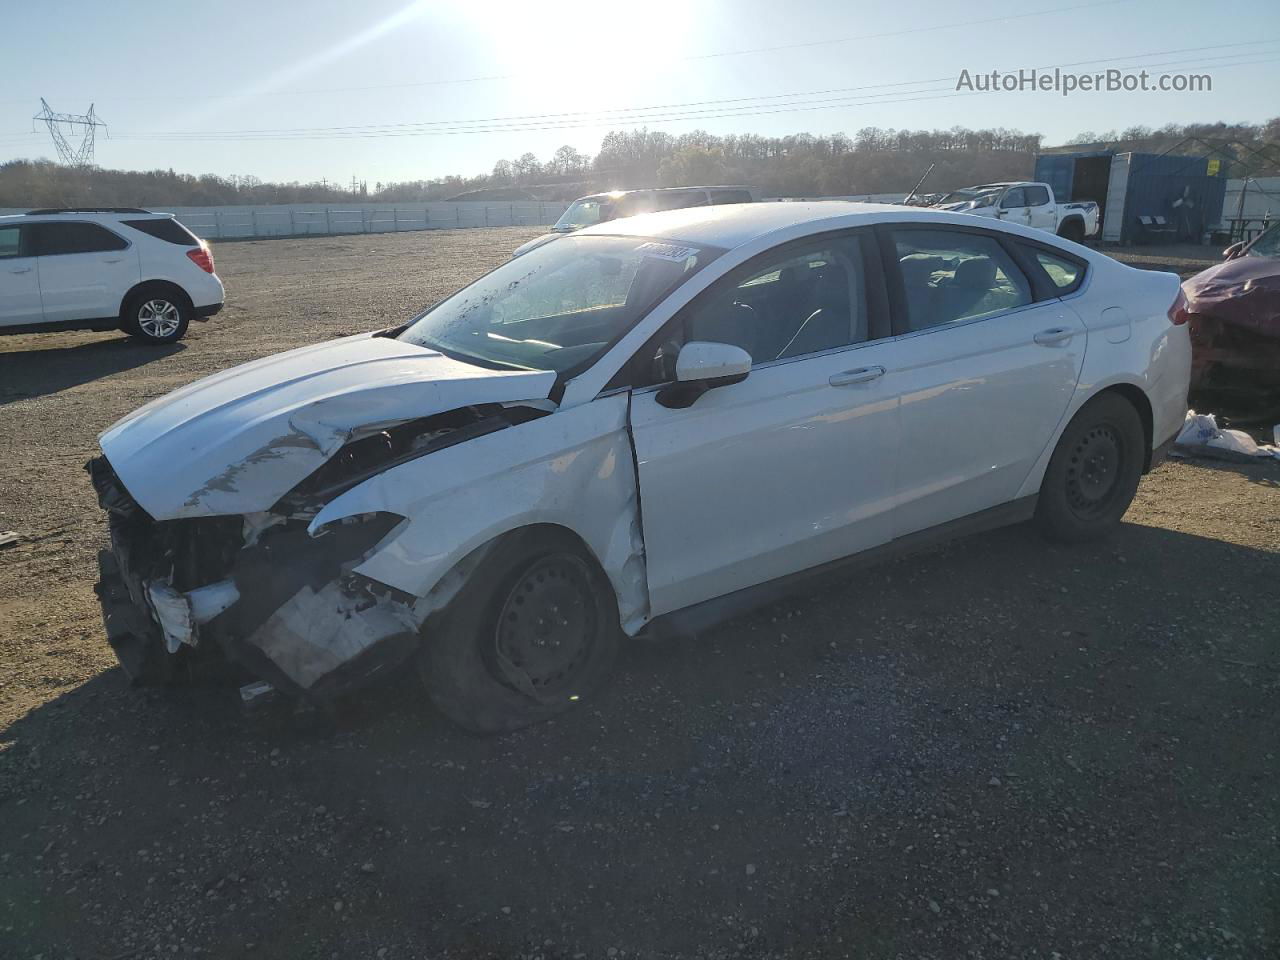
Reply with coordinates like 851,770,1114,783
1183,256,1280,338
100,333,556,520
1184,255,1280,299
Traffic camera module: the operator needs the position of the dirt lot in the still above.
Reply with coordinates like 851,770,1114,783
1,228,1276,959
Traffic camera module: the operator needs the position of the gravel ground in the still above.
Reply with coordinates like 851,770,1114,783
0,228,1276,959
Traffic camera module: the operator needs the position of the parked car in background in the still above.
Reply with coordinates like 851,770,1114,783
1183,220,1280,411
0,208,223,343
512,185,756,257
90,202,1189,734
932,182,1100,243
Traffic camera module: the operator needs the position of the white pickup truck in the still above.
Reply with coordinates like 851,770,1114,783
931,182,1099,244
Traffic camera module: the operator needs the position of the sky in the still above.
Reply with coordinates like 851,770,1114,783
2,0,1278,185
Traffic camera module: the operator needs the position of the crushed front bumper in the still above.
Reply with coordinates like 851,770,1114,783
88,454,424,703
95,548,167,683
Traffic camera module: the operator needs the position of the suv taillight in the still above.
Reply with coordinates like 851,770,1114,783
1168,286,1190,325
186,243,214,274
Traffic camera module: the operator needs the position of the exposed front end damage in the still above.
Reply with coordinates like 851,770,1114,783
88,364,648,706
89,459,418,700
87,395,574,701
1183,257,1280,416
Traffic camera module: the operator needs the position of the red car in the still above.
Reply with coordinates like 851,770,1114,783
1183,222,1280,413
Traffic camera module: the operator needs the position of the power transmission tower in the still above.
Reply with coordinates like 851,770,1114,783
33,99,107,167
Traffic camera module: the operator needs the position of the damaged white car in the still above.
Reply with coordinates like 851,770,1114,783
89,202,1191,732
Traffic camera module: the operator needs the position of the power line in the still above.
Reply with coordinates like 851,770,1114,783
106,39,1280,139
0,0,1142,105
100,45,1280,143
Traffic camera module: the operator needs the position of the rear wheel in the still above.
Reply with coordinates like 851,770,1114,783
122,289,191,343
419,529,620,734
1036,393,1145,543
1057,219,1086,244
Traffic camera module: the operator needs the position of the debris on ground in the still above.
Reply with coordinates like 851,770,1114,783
0,531,21,549
1172,410,1280,462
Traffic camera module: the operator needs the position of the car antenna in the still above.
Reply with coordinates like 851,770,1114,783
902,162,936,206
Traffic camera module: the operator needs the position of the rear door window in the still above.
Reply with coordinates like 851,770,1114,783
33,222,128,256
890,228,1032,331
1029,246,1086,293
0,225,23,258
122,218,198,245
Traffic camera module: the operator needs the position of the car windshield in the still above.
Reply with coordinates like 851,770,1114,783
1246,222,1280,257
553,197,610,231
399,234,720,374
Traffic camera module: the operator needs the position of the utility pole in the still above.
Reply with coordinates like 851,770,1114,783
33,99,106,167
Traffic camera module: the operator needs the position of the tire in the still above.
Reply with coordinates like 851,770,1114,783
122,288,191,344
419,528,621,734
1035,392,1145,543
1057,219,1085,244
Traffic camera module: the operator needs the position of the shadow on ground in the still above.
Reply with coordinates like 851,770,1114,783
1,521,1276,958
0,337,183,403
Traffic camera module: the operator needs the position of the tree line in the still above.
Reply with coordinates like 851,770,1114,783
2,119,1276,209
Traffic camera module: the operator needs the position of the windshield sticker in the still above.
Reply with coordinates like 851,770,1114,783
637,241,700,263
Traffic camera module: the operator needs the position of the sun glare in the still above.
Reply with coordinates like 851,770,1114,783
467,0,694,108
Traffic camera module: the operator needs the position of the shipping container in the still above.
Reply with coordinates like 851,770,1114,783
1033,150,1226,245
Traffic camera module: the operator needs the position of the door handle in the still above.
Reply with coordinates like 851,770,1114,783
829,365,885,386
103,257,123,263
9,266,32,274
1034,327,1075,346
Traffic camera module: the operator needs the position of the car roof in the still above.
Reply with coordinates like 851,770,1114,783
3,209,173,222
574,200,1090,253
0,211,179,233
569,201,928,249
575,185,751,202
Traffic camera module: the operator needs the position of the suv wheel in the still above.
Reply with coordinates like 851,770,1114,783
123,291,190,344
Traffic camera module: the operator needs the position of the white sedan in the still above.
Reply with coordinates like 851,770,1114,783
89,203,1190,732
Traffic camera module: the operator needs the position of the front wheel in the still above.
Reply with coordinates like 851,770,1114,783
1036,393,1145,543
122,290,190,343
419,529,620,734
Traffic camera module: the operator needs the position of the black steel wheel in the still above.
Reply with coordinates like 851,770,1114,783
491,553,598,700
419,529,620,734
1064,423,1125,521
1036,392,1146,543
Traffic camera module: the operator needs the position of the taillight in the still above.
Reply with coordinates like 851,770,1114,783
186,243,214,274
1168,286,1190,325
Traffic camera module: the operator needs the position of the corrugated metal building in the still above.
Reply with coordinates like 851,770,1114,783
1034,151,1227,245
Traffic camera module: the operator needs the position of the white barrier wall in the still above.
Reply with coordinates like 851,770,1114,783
0,201,570,240
1221,178,1280,223
1,195,916,241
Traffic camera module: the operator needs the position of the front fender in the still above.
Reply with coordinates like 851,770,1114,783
309,393,650,633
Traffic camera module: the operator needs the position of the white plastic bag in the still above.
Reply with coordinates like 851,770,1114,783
1174,410,1280,461
1175,411,1219,446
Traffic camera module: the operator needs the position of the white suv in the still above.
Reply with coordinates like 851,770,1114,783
0,208,224,343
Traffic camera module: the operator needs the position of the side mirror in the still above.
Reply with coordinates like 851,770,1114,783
1223,241,1245,261
656,341,751,409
